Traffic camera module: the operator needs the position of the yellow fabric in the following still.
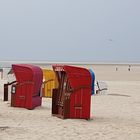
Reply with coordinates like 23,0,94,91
42,69,58,98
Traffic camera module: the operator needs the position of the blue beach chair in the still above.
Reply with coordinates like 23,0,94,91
89,69,95,95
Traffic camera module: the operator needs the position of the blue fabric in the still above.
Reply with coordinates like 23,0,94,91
89,69,95,95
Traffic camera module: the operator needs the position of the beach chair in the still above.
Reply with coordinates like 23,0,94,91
52,65,92,119
10,64,43,109
96,81,108,94
42,69,58,98
89,69,95,95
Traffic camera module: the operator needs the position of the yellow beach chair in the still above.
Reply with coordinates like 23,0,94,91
42,69,58,98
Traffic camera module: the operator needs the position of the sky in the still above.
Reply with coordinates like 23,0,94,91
0,0,140,62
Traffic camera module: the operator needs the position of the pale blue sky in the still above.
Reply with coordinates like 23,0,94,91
0,0,140,62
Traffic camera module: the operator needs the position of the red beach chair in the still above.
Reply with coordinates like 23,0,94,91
11,64,43,109
52,65,92,119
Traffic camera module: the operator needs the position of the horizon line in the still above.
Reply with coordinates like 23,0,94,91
0,60,140,65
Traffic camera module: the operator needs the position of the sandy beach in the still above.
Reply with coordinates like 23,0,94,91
0,64,140,140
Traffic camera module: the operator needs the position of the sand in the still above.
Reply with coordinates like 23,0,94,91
0,64,140,140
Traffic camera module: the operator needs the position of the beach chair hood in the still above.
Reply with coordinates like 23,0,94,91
53,65,92,92
12,64,43,96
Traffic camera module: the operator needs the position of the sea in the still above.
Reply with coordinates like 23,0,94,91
0,60,140,68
